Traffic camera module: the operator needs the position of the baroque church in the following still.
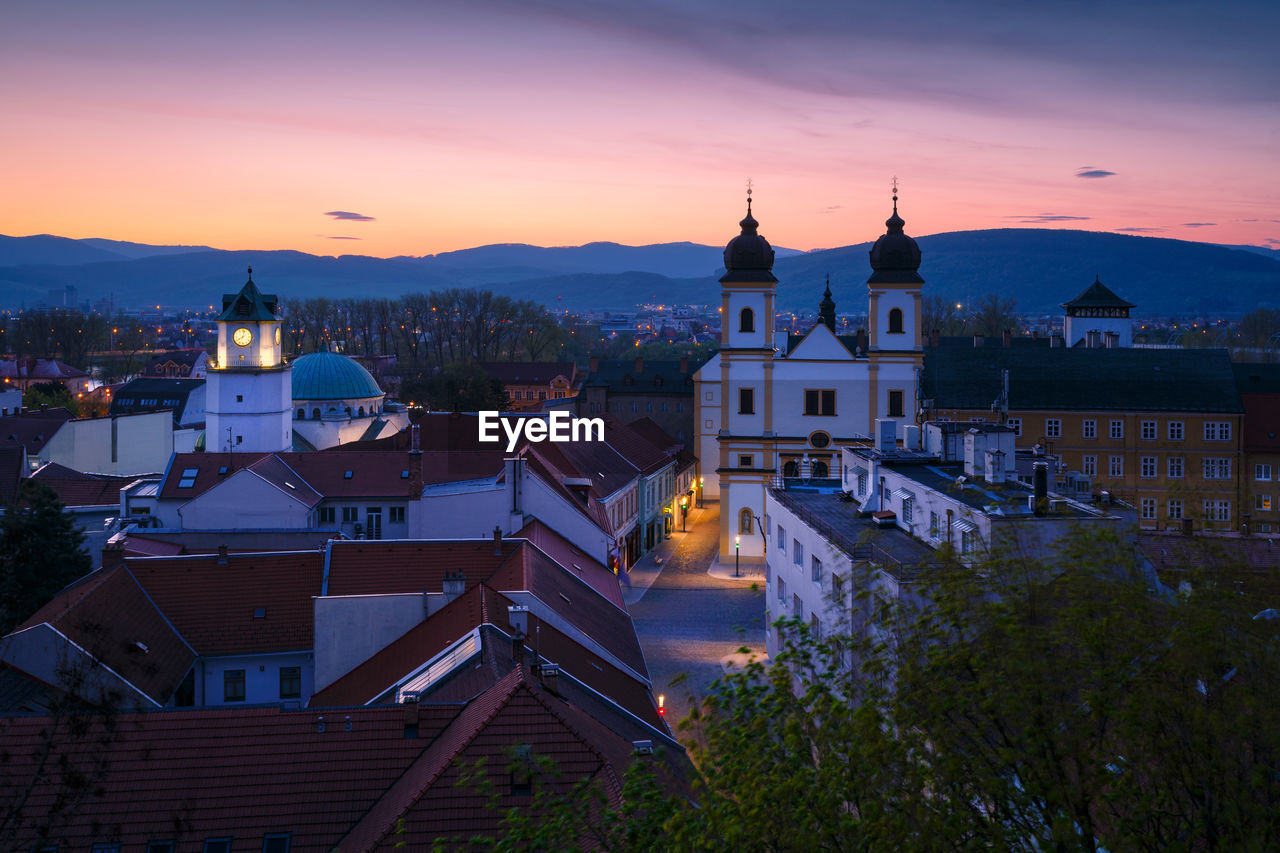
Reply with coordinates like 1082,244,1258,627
206,270,408,453
694,192,925,564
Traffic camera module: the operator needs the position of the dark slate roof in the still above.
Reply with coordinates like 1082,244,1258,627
1062,277,1135,310
141,349,206,376
1233,362,1280,395
922,346,1243,413
217,273,279,322
867,201,924,285
0,445,23,505
108,377,204,419
581,358,701,394
720,200,777,283
0,407,73,452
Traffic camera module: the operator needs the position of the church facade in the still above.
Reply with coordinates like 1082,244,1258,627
694,195,925,563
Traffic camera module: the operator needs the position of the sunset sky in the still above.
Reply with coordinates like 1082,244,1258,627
2,0,1277,258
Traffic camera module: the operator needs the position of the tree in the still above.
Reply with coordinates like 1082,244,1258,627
0,481,92,634
967,293,1019,337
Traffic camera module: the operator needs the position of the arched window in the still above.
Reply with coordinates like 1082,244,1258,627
358,406,365,417
812,460,829,478
783,460,799,477
739,306,755,333
739,508,753,534
346,407,353,417
888,307,904,334
296,408,305,420
312,408,321,419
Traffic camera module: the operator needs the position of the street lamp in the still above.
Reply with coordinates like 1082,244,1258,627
734,534,740,577
697,475,704,508
680,496,688,532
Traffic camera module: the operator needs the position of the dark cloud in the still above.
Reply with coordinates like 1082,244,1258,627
1076,168,1116,179
326,235,362,240
818,205,843,214
1004,214,1092,223
1181,222,1216,228
1117,227,1165,233
324,211,376,222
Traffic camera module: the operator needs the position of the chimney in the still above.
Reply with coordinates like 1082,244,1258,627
855,328,867,356
963,429,987,478
1033,461,1049,517
589,355,599,373
1002,329,1012,348
634,356,643,374
985,448,1006,484
1086,330,1101,348
539,662,560,690
902,424,920,451
410,423,421,453
679,356,689,374
973,335,985,348
875,418,896,452
1050,333,1064,348
403,699,419,738
442,571,466,602
101,541,126,570
930,328,940,347
217,544,228,565
1105,331,1119,348
492,525,503,556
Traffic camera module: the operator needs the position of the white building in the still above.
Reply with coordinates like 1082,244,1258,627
696,192,925,564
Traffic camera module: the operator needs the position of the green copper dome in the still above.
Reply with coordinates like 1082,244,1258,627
291,351,383,401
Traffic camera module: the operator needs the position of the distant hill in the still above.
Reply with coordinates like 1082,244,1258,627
0,229,1276,316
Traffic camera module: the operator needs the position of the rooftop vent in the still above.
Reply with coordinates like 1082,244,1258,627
633,740,654,755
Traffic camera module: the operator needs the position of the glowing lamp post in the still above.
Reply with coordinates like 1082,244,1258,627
657,693,666,717
734,534,740,577
697,475,704,508
680,496,688,532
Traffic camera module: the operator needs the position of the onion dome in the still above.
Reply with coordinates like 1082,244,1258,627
868,192,924,285
291,351,383,401
818,275,836,332
721,197,778,283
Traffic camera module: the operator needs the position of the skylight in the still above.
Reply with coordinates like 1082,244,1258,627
177,467,199,488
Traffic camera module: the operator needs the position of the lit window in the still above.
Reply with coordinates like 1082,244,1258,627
1255,494,1272,512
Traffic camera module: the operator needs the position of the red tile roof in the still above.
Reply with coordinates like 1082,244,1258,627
601,415,672,476
15,566,196,705
30,462,135,507
324,540,521,596
127,551,324,655
516,518,624,609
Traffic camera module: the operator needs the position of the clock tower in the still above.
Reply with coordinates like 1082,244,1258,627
206,268,292,452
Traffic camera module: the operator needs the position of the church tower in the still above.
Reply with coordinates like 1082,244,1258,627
865,185,924,435
715,191,777,563
206,269,293,453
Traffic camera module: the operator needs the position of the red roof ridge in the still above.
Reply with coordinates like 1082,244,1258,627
337,666,530,851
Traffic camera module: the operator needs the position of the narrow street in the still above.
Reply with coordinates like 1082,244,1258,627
626,501,767,727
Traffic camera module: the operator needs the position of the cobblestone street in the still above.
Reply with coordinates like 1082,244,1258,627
626,501,767,727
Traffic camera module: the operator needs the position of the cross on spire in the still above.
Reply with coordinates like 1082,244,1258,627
891,175,899,214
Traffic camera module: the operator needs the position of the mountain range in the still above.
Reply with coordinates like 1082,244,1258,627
1,230,1277,316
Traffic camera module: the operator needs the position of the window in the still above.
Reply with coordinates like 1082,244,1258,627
739,454,753,467
1141,420,1157,440
739,306,755,333
204,841,232,853
831,573,844,604
296,408,305,419
738,387,754,414
857,472,867,496
279,666,301,700
1257,464,1273,481
901,498,913,524
262,835,292,853
1203,500,1231,522
811,556,823,583
793,540,804,566
1110,419,1124,439
1204,421,1231,441
1141,498,1156,519
888,390,904,418
92,846,121,853
887,307,904,334
804,388,837,416
1083,419,1096,439
146,844,175,853
177,467,199,488
1140,456,1156,478
342,507,358,523
776,526,786,553
1203,458,1231,479
318,507,336,525
777,577,786,602
809,614,822,638
1168,456,1184,478
1168,421,1184,440
1082,455,1097,477
739,508,753,534
929,511,939,539
1045,418,1061,438
1006,417,1022,437
389,506,405,524
1256,494,1272,512
510,744,534,796
1168,499,1183,520
1109,455,1123,477
792,593,803,619
223,669,245,702
961,530,975,555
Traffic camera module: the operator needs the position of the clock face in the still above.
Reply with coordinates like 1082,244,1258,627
233,327,253,347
